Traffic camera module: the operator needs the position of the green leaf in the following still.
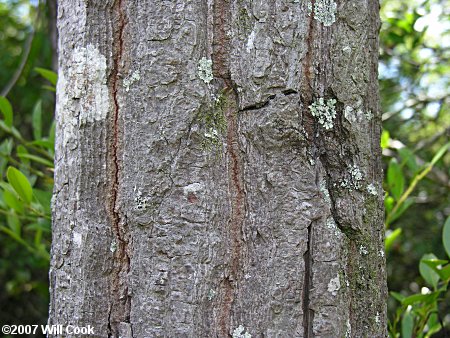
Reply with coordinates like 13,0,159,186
34,228,42,247
402,291,440,306
7,212,21,236
387,158,405,201
0,225,27,246
426,313,442,337
384,195,395,214
0,139,13,173
422,260,450,281
390,291,405,302
0,96,13,127
17,153,54,168
443,216,450,259
32,100,42,140
42,85,56,92
419,253,440,289
30,139,54,150
3,188,24,213
6,167,33,203
34,67,57,86
16,145,29,166
437,264,450,281
381,129,390,149
33,189,52,214
385,228,402,252
398,147,418,174
48,120,55,152
401,307,414,338
430,142,449,166
388,198,414,224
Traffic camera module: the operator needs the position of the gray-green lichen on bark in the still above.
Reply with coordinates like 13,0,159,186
50,0,386,337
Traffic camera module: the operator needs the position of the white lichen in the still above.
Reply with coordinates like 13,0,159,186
204,128,219,142
309,98,337,130
110,239,117,253
327,274,341,296
308,0,337,26
246,30,256,53
365,110,374,120
58,44,110,146
349,165,363,185
359,245,369,256
319,179,331,204
232,325,252,338
134,186,151,211
340,164,364,191
375,312,380,324
342,46,352,55
208,289,216,301
73,232,82,247
345,319,351,338
197,57,213,84
183,182,205,195
123,70,140,92
367,183,378,196
344,106,356,123
379,249,385,258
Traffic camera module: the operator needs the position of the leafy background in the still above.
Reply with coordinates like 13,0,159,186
0,0,449,337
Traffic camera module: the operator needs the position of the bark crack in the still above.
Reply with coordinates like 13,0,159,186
301,0,316,103
302,220,314,338
211,1,246,336
241,94,276,112
108,0,131,336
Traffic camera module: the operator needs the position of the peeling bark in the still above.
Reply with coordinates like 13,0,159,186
51,0,386,337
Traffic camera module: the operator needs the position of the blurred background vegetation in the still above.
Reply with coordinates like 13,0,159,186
0,0,449,337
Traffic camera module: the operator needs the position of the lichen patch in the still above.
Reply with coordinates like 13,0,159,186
123,70,140,92
232,325,252,338
308,0,337,26
198,57,213,83
327,274,341,296
309,98,337,130
57,44,110,146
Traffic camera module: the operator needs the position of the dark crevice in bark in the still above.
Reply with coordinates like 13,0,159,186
241,94,276,112
300,0,316,103
302,220,314,338
108,0,131,336
282,89,298,96
211,1,246,336
300,3,316,337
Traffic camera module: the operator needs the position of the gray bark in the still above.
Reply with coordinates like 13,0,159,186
50,0,386,337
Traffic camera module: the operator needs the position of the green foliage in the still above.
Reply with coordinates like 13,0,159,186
0,96,14,127
389,218,450,337
0,94,53,259
0,0,55,327
381,0,450,335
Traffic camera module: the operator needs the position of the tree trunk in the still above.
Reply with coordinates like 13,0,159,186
50,0,386,337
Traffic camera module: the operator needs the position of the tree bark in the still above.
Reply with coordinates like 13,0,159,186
50,0,386,337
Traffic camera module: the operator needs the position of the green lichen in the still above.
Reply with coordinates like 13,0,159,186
197,92,228,151
309,97,337,130
237,8,252,38
198,57,213,84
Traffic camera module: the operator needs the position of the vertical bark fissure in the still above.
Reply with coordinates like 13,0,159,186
302,220,314,338
211,1,246,336
301,0,316,103
300,2,316,336
107,0,131,336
